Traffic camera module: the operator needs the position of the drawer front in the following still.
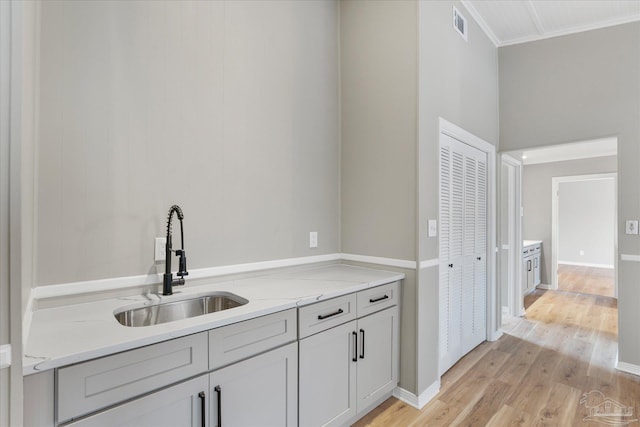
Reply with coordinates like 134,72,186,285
209,309,296,370
298,293,357,339
57,332,208,423
357,282,399,318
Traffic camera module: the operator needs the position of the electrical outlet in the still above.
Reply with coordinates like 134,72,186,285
155,237,166,262
309,232,318,248
626,220,639,235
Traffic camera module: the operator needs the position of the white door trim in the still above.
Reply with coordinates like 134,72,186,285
501,154,524,317
551,172,618,296
438,118,498,346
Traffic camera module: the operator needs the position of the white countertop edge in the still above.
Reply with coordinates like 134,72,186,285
23,266,405,375
23,301,298,375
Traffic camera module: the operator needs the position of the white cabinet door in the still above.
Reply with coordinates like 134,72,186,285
356,307,399,415
299,320,357,427
209,342,297,427
66,375,208,427
533,253,541,286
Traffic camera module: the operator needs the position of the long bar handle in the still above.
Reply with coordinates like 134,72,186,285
369,295,389,303
318,308,343,320
352,331,358,362
359,329,365,359
215,385,222,427
198,392,205,427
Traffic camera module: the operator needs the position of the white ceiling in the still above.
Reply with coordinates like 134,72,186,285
505,137,618,165
461,0,640,46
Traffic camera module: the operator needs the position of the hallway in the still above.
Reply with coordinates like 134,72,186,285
558,264,615,298
353,289,639,426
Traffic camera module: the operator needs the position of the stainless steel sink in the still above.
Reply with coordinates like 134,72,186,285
114,292,248,327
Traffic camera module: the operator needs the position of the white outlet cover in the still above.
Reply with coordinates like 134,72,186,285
309,232,318,248
155,237,167,261
428,219,437,237
626,220,639,235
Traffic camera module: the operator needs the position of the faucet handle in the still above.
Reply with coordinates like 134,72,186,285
176,249,189,277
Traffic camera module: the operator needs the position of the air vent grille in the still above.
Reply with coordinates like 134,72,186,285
453,6,468,41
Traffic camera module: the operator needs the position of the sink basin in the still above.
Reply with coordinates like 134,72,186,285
114,292,248,327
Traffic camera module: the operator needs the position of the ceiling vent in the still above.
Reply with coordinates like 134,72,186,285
453,6,468,41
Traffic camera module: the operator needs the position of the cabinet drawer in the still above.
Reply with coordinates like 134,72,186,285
209,309,296,370
57,332,208,423
298,293,357,339
357,282,399,318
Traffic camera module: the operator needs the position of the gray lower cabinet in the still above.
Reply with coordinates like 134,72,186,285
65,375,209,427
299,305,399,427
299,320,357,427
209,341,298,427
356,306,398,413
522,244,542,293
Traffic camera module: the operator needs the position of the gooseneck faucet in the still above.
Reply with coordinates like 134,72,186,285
163,204,188,296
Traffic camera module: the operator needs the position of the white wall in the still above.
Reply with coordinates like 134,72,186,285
36,0,340,287
558,178,615,267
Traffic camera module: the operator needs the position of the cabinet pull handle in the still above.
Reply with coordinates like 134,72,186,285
528,260,532,272
369,295,389,303
318,308,343,320
534,258,538,268
352,331,358,362
198,392,206,427
215,385,222,427
477,256,482,261
360,329,365,359
448,263,454,268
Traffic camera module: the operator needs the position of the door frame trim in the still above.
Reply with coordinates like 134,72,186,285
501,154,524,317
551,172,618,296
438,118,498,353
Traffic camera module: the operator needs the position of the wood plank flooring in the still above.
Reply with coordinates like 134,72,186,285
558,264,615,298
353,289,640,426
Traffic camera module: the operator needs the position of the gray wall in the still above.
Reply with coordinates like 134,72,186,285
500,22,640,366
522,156,617,285
340,0,499,396
0,1,10,423
37,0,340,286
340,0,418,393
558,179,615,267
340,0,417,261
417,0,498,393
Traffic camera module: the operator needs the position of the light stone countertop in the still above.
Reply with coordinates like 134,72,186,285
523,240,542,247
23,264,404,375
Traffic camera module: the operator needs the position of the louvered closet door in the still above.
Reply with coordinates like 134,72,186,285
439,133,487,375
439,142,464,375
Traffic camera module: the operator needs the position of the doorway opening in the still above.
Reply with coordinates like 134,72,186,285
552,173,617,299
499,137,618,325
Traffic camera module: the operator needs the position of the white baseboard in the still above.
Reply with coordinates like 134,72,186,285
393,379,440,410
616,360,640,377
558,261,614,269
536,283,552,290
488,328,503,342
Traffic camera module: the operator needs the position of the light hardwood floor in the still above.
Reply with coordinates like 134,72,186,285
558,264,615,298
353,289,639,426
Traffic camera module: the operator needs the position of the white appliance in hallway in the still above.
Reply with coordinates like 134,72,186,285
439,132,488,375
